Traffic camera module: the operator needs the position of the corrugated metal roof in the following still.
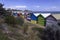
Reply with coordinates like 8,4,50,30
33,13,40,17
32,13,51,18
41,13,51,18
52,14,60,20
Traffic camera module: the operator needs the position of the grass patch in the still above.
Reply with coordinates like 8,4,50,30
0,29,10,40
32,27,43,33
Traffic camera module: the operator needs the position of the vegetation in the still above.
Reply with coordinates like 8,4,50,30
5,16,24,27
22,23,29,34
16,16,24,26
32,27,43,33
0,29,10,40
57,20,60,26
0,3,12,17
1,2,60,40
40,24,60,40
5,16,16,25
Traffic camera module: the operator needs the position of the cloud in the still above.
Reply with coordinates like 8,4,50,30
43,6,59,11
51,6,57,9
4,5,27,9
35,6,40,8
34,6,60,11
4,5,60,11
15,6,27,8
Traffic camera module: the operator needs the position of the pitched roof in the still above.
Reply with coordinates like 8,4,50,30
52,14,60,20
41,13,51,18
33,13,40,17
30,13,38,20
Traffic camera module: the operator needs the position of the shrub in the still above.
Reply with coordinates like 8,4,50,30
0,18,4,24
41,24,60,40
57,20,60,26
5,16,24,26
5,16,16,25
23,23,28,34
16,17,24,26
32,27,43,33
32,27,43,40
0,30,10,40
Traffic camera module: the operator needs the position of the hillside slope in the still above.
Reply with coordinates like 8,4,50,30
0,17,44,40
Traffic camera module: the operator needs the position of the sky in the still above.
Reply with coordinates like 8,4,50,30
0,0,60,11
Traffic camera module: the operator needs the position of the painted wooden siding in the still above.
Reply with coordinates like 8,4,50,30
31,20,37,24
46,16,57,26
37,15,45,26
